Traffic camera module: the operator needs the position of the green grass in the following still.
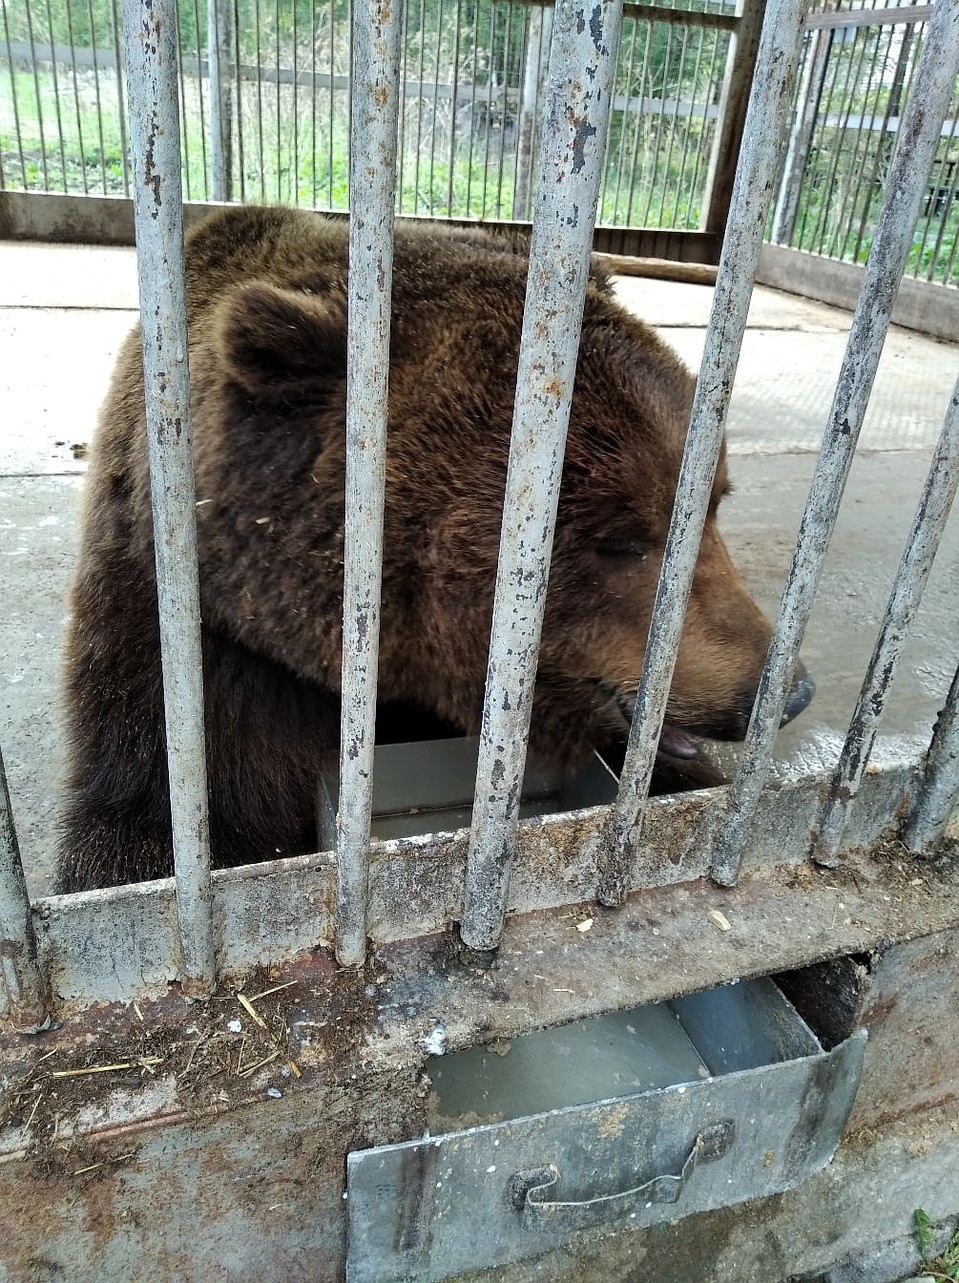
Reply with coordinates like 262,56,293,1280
915,1209,959,1282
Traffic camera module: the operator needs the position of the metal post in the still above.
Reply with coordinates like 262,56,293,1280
0,746,47,1027
596,0,808,909
700,0,768,239
813,373,959,865
123,0,215,993
207,0,235,201
334,0,402,969
459,0,625,952
709,0,959,888
902,664,959,855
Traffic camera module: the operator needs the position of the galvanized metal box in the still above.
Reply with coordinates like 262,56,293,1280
346,978,866,1281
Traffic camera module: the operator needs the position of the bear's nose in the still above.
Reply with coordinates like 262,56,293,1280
781,661,815,726
737,661,815,733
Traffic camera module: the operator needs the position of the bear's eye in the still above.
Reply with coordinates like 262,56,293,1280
595,538,649,561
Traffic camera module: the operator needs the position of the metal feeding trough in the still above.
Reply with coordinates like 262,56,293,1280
346,978,866,1282
319,736,620,844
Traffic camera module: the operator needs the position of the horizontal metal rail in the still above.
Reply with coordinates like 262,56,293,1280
459,0,625,952
123,0,215,993
334,0,402,970
595,0,808,908
812,372,959,865
709,0,959,888
806,4,932,30
902,663,959,855
0,745,47,1026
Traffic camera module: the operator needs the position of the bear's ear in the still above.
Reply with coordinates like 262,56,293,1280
214,281,347,398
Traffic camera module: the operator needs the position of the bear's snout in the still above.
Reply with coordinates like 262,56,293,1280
781,661,815,726
736,660,815,735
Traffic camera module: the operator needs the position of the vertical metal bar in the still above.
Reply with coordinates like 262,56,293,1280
710,0,959,888
2,0,29,189
699,0,768,237
655,22,691,227
234,0,246,202
189,0,209,199
208,0,234,199
918,113,959,285
610,16,639,222
813,373,959,865
42,0,68,190
480,4,498,217
625,19,655,224
274,0,281,201
772,20,832,246
674,23,707,229
428,0,445,215
334,0,402,969
328,0,337,208
851,21,909,264
446,0,464,214
464,0,481,215
63,0,89,195
310,0,317,203
689,25,727,227
597,0,807,909
513,2,542,221
175,1,194,201
903,664,959,855
460,0,625,953
253,0,265,201
640,20,672,226
413,0,428,213
24,0,50,189
123,0,215,993
825,19,884,262
0,747,47,1028
108,0,131,196
291,0,299,204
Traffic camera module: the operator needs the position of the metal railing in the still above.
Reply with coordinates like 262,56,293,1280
0,0,958,1021
771,1,959,287
0,0,733,232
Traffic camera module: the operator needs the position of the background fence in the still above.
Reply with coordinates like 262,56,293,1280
1,0,956,286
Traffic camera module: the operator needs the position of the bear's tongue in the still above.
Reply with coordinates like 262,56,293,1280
658,724,702,760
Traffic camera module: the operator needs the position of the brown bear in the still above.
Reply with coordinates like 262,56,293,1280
57,205,813,892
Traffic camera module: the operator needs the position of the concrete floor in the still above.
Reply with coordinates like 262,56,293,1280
1,240,957,898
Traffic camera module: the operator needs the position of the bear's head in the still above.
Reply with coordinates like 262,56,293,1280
208,254,812,776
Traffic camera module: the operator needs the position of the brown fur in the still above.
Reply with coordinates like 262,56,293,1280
58,205,808,891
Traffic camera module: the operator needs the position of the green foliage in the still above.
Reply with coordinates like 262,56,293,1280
915,1209,959,1282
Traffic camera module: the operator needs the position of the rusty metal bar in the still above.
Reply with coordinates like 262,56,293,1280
207,0,235,201
596,0,808,909
902,663,959,856
0,745,47,1027
710,0,959,888
813,373,959,865
123,0,215,992
459,0,625,952
334,0,402,969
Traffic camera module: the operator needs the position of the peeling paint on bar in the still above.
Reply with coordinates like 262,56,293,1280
123,0,215,992
334,0,402,969
0,745,47,1025
459,0,625,952
709,0,959,889
595,0,809,909
813,374,959,866
902,664,959,856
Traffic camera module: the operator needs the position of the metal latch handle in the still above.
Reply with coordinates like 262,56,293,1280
509,1120,735,1233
